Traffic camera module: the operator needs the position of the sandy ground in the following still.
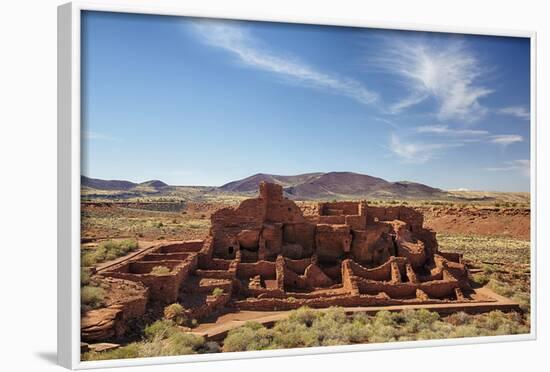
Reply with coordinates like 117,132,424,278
421,207,530,240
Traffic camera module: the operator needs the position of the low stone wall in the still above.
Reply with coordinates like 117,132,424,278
184,293,232,320
103,254,198,303
237,260,276,280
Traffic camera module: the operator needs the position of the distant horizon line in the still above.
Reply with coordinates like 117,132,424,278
80,173,530,194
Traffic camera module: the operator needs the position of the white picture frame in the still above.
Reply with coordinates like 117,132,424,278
57,1,537,369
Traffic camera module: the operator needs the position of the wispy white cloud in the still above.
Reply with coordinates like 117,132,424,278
497,106,530,120
388,133,463,163
415,125,524,149
489,134,523,146
192,21,379,106
485,159,530,177
373,117,399,129
372,37,492,121
416,125,489,136
389,93,428,114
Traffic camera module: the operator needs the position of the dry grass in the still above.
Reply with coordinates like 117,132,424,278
150,266,171,275
81,239,138,267
438,233,531,313
81,204,213,241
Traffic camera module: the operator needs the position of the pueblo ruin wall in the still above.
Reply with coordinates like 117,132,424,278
83,182,514,342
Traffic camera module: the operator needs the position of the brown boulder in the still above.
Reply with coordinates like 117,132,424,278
81,306,124,342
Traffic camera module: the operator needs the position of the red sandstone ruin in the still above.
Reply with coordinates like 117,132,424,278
82,182,518,342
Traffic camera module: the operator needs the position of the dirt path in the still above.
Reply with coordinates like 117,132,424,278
191,289,519,341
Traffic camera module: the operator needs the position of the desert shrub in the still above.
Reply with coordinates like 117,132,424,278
82,343,141,361
140,322,204,357
310,307,369,345
472,272,490,286
446,311,471,326
81,239,138,266
471,311,529,335
397,309,440,335
448,325,480,338
161,332,205,355
83,307,530,359
144,320,178,340
271,318,312,348
482,264,497,275
164,303,187,325
511,292,531,312
80,268,91,286
81,285,106,310
211,287,224,297
150,266,171,275
223,322,273,352
487,279,515,298
287,306,321,327
83,323,205,360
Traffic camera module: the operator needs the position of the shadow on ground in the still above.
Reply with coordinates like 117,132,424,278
35,351,57,365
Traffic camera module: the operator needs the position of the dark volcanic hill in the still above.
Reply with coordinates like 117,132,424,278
81,176,167,191
81,176,137,190
220,172,447,200
81,172,449,201
139,180,169,188
220,173,324,193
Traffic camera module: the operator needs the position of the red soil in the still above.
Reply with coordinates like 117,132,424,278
421,207,530,240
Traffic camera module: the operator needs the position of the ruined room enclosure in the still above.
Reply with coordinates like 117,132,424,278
81,182,520,343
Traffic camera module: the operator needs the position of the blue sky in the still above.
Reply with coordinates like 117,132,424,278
81,11,531,191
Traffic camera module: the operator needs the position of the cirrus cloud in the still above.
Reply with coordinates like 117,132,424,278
388,133,463,163
489,134,523,146
485,159,530,177
372,36,492,122
192,20,379,106
497,106,530,120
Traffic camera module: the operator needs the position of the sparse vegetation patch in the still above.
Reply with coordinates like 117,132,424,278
81,239,138,267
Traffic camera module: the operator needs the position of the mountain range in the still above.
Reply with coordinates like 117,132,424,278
220,172,447,199
82,172,448,200
81,176,168,191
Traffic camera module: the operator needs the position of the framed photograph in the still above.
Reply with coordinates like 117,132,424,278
58,1,536,369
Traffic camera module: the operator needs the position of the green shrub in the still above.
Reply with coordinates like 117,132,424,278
472,273,490,286
84,306,531,360
168,332,204,350
164,303,187,325
221,307,530,353
81,285,106,310
287,306,320,327
446,311,471,326
144,320,178,340
150,266,171,275
223,322,273,352
82,343,141,361
82,323,205,360
211,287,224,297
81,239,138,267
81,268,91,286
